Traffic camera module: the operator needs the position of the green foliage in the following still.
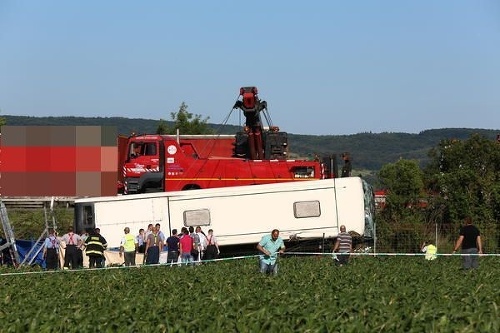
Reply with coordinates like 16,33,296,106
289,129,498,171
425,134,500,222
0,256,498,332
5,115,498,172
375,133,500,253
375,215,428,252
7,209,73,240
379,159,424,196
161,102,214,135
0,108,6,131
378,159,425,221
155,119,169,134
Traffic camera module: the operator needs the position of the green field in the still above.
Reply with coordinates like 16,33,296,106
1,256,498,333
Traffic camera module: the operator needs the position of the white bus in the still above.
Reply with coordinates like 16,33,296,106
74,177,374,251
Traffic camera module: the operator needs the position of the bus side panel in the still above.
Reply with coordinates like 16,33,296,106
92,197,171,249
333,177,366,236
167,177,365,246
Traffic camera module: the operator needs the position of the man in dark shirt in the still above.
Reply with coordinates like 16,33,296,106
453,217,482,269
166,229,180,265
85,228,108,268
43,228,60,270
61,227,82,269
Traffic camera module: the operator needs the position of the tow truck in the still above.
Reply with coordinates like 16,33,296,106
120,87,351,194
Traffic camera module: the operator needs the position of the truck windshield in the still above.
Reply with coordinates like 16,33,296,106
129,142,157,158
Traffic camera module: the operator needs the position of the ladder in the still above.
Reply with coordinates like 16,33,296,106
21,198,58,266
0,199,21,266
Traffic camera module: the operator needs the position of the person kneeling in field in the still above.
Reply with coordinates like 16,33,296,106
257,229,285,275
421,240,437,260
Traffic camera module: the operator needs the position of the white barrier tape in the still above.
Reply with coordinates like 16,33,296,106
285,251,500,257
1,252,498,277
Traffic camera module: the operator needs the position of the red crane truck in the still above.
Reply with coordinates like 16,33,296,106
118,87,351,194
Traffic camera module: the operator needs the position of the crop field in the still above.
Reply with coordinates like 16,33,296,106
0,255,499,333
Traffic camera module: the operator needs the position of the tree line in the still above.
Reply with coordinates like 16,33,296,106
3,108,500,253
3,114,498,175
377,134,500,253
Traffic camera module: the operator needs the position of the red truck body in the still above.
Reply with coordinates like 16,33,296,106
118,86,347,194
118,133,332,194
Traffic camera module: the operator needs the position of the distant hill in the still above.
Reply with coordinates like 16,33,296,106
3,115,499,174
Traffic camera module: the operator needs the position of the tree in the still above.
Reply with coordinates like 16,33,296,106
374,133,500,253
156,119,169,135
377,159,426,252
378,159,425,220
157,102,213,135
0,108,6,131
424,134,500,251
425,134,500,222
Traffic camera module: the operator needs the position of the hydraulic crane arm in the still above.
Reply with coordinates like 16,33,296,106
233,87,275,160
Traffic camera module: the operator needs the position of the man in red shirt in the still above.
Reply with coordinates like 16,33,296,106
179,228,194,265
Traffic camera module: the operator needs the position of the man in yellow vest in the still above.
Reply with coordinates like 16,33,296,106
120,227,138,266
421,240,437,260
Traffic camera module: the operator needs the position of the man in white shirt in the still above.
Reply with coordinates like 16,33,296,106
195,226,207,262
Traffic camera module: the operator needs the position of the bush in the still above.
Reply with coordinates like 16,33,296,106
6,208,73,240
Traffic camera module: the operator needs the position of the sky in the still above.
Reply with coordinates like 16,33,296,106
1,1,499,135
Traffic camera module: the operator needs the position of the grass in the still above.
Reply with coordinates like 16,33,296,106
1,255,498,332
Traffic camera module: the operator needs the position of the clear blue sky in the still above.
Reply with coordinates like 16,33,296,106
1,1,499,135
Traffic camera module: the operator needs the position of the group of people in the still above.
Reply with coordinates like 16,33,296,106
129,224,221,266
43,216,483,272
333,216,483,271
256,217,483,276
420,216,483,270
331,218,482,270
42,226,108,270
255,226,349,275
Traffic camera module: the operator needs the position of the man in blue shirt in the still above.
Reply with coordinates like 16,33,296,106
257,229,285,275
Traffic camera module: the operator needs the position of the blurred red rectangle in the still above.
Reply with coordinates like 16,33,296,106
25,147,50,172
49,172,77,196
0,147,27,171
101,146,118,172
25,172,51,196
101,171,117,196
50,147,77,172
0,172,27,196
76,172,101,197
76,147,101,172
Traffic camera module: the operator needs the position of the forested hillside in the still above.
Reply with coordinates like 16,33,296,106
3,115,498,173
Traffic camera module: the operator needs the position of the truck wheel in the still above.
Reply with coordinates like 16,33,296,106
144,187,162,193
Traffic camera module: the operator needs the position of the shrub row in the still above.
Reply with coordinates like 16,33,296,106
1,256,498,332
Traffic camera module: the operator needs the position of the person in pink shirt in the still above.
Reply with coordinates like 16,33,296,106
179,228,194,265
